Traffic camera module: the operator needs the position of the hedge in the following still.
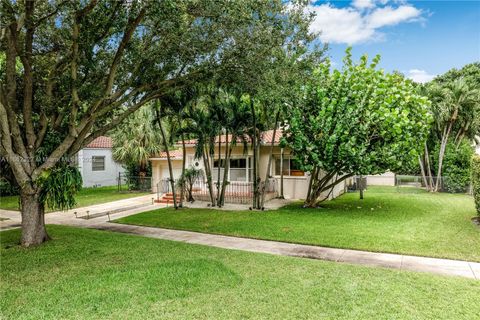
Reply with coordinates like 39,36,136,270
472,155,480,216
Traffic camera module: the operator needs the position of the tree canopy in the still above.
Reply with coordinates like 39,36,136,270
286,49,432,207
0,0,317,246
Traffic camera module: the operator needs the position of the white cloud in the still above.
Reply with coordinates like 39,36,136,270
406,69,436,83
307,1,424,44
368,5,422,28
352,0,375,9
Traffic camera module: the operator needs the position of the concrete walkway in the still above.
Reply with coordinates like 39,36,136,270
85,223,480,280
1,198,479,280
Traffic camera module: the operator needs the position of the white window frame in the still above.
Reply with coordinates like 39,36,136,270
92,156,105,171
212,156,249,182
274,156,304,177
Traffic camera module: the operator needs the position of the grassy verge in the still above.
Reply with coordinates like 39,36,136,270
0,186,149,211
115,187,480,262
1,225,479,319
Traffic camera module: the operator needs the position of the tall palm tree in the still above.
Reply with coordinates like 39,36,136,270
430,79,479,191
158,88,199,207
112,106,163,176
184,104,220,206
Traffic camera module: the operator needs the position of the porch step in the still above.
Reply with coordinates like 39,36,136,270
155,192,181,204
156,200,180,204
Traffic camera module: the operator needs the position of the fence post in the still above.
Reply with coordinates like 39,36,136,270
117,172,121,192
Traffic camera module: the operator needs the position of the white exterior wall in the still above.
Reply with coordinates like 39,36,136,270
151,159,183,193
150,145,346,201
365,172,396,186
78,148,125,187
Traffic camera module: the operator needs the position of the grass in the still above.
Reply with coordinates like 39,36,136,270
0,186,149,212
1,226,479,319
116,186,480,262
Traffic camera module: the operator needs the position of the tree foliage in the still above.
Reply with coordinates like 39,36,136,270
472,155,480,216
433,141,474,193
0,0,316,245
38,163,83,211
286,49,431,207
112,106,162,174
419,63,480,192
178,166,204,202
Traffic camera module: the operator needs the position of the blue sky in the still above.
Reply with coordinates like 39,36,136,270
308,0,480,82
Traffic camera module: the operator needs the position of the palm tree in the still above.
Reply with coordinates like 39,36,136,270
428,79,479,191
112,106,163,181
184,104,220,206
217,92,251,207
157,88,199,207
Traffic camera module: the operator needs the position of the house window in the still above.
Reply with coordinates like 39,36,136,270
92,156,105,171
230,158,247,181
275,157,304,176
213,158,248,181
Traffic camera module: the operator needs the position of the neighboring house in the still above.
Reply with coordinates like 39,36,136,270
150,130,346,202
76,136,125,187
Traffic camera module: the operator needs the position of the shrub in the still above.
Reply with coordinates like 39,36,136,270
472,155,480,216
434,141,473,193
0,178,18,196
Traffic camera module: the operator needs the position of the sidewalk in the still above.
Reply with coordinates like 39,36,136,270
1,199,479,280
85,223,480,280
0,194,156,230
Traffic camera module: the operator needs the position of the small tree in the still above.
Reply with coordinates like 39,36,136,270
286,49,432,207
472,155,480,216
178,167,203,202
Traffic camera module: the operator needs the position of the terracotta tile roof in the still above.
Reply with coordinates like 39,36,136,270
151,149,184,159
261,129,283,145
85,136,113,149
182,129,283,146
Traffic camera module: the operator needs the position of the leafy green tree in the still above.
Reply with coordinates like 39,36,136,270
112,106,162,176
472,155,480,216
286,49,431,207
433,141,474,193
0,0,313,246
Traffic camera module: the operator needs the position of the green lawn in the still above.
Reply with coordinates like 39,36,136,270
0,186,149,211
116,187,480,262
1,226,479,319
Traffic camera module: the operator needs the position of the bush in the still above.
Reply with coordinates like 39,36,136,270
435,141,474,193
472,155,480,216
0,178,18,196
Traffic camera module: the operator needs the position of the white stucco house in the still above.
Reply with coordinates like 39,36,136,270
76,136,125,187
150,130,346,203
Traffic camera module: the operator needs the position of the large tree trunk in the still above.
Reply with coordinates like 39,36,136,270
359,175,364,200
424,143,434,190
202,147,216,206
435,123,453,192
219,132,232,207
418,155,429,190
216,130,222,205
303,171,352,208
157,113,177,209
260,110,280,208
250,98,260,209
20,191,49,247
179,133,186,207
279,147,285,199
